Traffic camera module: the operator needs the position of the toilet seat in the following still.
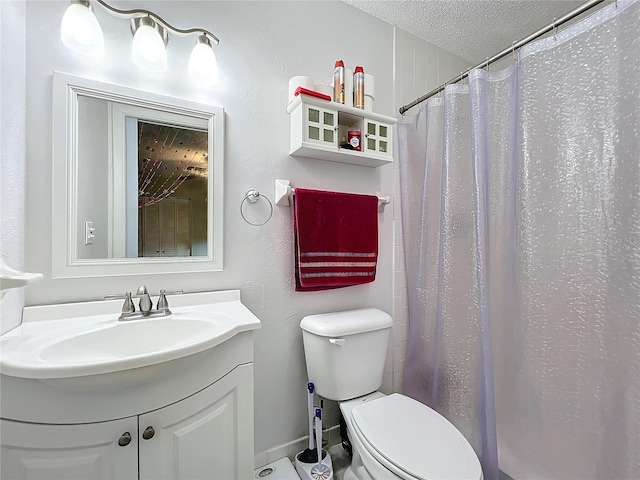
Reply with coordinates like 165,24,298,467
349,394,482,480
349,418,421,480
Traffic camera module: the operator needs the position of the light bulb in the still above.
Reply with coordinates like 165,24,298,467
131,17,167,72
189,35,218,84
60,1,104,57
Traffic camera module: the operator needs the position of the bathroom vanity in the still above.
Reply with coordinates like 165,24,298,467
0,290,260,480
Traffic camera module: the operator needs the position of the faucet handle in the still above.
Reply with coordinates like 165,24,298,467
104,292,135,314
122,292,135,314
156,289,183,312
162,289,183,295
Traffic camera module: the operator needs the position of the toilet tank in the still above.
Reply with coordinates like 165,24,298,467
300,308,393,401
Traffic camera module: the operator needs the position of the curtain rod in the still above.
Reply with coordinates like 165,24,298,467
399,0,607,115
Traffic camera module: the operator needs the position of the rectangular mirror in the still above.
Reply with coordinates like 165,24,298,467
52,72,224,278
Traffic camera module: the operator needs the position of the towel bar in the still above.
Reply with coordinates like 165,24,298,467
274,179,391,213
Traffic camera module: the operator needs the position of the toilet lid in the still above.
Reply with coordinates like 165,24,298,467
351,394,482,480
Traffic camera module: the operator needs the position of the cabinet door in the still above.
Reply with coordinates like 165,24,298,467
303,105,338,147
363,120,392,156
139,364,254,480
141,198,193,257
141,202,161,257
159,200,177,256
174,198,193,256
0,418,137,480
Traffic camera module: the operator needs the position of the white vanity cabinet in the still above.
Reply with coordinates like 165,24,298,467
0,364,253,480
0,290,261,480
288,93,396,168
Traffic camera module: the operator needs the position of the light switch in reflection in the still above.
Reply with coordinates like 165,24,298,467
85,221,95,245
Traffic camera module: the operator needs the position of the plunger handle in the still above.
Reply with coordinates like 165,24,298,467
307,382,315,451
315,408,323,465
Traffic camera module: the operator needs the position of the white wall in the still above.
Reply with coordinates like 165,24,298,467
391,28,472,391
21,0,394,458
0,0,27,335
76,95,109,259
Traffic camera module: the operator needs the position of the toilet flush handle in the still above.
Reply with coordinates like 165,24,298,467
329,338,345,346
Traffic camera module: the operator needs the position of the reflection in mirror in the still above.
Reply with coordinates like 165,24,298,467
53,72,224,278
137,122,208,257
76,97,209,260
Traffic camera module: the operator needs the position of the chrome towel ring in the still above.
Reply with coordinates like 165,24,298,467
241,189,274,226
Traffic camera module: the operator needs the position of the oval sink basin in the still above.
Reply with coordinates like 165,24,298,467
39,319,220,364
0,290,261,381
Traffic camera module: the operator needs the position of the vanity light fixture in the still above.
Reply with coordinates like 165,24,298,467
131,16,168,72
60,0,220,82
188,35,219,83
60,0,104,57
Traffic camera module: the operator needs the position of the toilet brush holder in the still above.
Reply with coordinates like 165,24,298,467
295,450,332,480
295,407,333,480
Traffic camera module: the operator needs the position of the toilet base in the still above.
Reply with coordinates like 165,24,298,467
295,450,333,480
339,436,393,480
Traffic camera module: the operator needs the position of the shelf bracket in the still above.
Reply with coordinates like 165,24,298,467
275,179,294,206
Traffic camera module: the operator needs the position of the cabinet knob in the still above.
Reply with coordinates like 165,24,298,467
142,426,155,440
118,432,132,446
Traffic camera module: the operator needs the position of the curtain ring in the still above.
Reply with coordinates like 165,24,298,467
512,41,517,61
553,18,558,40
241,190,273,226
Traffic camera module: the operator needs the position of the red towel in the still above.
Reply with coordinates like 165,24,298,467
294,188,378,291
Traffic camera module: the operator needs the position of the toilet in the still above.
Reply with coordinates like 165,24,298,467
300,308,483,480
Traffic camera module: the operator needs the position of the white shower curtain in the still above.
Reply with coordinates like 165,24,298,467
397,2,640,479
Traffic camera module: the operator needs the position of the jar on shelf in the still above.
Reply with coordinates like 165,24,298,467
348,128,361,151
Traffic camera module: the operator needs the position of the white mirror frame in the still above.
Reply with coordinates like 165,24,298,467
52,71,224,278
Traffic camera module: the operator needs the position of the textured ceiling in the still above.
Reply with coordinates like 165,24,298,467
342,0,584,64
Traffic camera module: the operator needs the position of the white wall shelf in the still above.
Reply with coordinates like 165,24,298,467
287,94,397,168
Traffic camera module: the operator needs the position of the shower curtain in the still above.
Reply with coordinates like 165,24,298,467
397,2,639,479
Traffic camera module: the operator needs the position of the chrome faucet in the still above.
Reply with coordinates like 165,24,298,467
105,287,183,321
